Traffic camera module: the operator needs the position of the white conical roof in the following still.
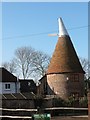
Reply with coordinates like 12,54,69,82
58,17,69,37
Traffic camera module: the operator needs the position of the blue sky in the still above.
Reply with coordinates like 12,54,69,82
2,2,88,64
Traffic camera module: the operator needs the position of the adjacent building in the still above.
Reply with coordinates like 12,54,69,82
0,67,19,94
0,67,37,94
19,79,37,93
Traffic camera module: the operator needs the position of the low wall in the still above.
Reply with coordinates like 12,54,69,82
2,99,35,109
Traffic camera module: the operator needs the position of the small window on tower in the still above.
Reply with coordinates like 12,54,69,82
70,74,79,82
74,74,79,82
70,75,74,81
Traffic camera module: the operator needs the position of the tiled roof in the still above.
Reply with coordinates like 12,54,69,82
1,92,36,100
0,67,17,82
47,36,85,74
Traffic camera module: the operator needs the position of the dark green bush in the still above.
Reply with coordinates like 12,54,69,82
53,95,88,108
79,96,88,108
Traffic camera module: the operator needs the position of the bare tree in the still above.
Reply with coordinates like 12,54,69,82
14,46,36,79
13,46,50,80
2,59,16,74
79,57,90,94
32,51,51,79
79,57,90,79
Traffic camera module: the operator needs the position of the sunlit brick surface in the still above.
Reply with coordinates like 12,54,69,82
47,73,84,99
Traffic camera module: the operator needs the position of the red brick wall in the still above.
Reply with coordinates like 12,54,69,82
47,73,84,100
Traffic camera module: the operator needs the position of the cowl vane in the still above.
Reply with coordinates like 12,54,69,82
48,17,69,37
58,17,69,37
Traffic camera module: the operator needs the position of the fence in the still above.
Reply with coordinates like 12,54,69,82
44,107,88,116
0,107,88,120
0,108,37,120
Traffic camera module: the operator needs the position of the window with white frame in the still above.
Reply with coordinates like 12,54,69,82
5,84,10,90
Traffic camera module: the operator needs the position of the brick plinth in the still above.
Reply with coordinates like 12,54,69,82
47,73,84,100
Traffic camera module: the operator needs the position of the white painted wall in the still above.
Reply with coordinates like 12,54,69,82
16,81,20,93
0,82,20,94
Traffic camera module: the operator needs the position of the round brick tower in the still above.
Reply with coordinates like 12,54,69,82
46,18,85,99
